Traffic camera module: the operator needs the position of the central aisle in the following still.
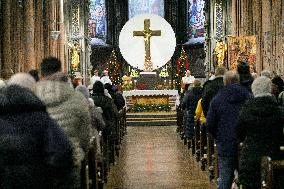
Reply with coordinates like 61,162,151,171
106,126,215,189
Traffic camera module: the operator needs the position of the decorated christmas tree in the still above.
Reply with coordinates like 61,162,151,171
175,47,189,90
107,49,122,85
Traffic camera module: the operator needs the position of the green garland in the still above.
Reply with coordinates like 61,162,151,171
128,104,171,112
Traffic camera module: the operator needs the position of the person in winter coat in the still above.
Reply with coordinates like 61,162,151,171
201,66,226,116
35,79,92,188
181,79,203,140
237,76,284,189
76,85,104,158
206,71,250,189
104,83,125,111
0,85,75,189
7,73,36,92
271,75,284,103
237,60,254,92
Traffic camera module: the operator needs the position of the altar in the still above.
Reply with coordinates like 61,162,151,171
123,90,180,111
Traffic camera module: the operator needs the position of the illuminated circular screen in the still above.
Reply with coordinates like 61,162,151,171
119,14,176,71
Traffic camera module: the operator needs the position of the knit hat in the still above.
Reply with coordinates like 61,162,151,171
271,76,284,92
251,76,272,97
237,60,250,74
8,73,36,92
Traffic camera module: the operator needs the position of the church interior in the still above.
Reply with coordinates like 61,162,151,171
0,0,284,189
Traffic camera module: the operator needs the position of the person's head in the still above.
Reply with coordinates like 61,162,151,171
8,73,36,92
103,70,108,76
261,70,272,79
94,70,99,76
223,70,240,86
93,80,104,94
104,83,113,93
271,76,284,96
40,57,61,77
186,70,191,77
193,79,201,87
76,85,90,99
237,60,250,75
215,66,226,77
28,69,39,82
251,76,272,98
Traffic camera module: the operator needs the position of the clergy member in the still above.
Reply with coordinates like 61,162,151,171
181,70,195,92
100,70,112,85
90,70,101,85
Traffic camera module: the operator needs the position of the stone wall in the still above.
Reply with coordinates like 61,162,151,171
231,0,284,76
0,0,90,79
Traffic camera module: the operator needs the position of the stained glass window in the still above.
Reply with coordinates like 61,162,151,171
89,0,106,45
128,0,164,19
187,0,205,44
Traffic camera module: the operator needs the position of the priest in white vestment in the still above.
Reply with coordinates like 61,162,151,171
90,70,101,85
100,70,112,85
181,70,195,92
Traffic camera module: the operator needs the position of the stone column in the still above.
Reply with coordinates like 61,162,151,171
25,0,36,71
2,0,12,78
59,0,66,73
262,0,272,70
252,0,262,73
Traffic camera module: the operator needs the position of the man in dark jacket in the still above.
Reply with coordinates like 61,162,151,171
206,71,250,189
201,66,226,116
0,85,75,189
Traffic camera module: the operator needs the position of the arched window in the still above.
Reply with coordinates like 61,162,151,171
128,0,164,19
187,0,205,44
89,0,107,45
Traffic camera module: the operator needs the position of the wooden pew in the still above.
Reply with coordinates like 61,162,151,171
199,123,207,171
261,146,284,189
194,120,200,161
207,133,215,180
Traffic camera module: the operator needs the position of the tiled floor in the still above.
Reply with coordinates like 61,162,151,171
106,126,216,189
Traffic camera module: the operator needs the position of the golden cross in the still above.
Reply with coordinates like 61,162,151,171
133,19,161,71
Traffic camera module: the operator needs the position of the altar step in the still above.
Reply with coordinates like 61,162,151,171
126,112,177,126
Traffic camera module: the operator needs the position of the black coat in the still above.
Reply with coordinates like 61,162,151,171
0,85,75,189
201,77,224,116
92,93,117,135
237,96,283,189
207,84,250,157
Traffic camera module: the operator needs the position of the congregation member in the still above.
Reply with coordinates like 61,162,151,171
181,79,203,141
261,69,273,79
206,71,250,189
35,57,92,188
104,83,126,111
92,80,118,165
201,66,226,116
40,56,62,80
0,85,75,189
237,76,284,189
236,60,254,92
271,75,284,103
7,72,36,92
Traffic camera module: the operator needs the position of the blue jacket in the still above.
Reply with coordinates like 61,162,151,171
207,84,250,157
